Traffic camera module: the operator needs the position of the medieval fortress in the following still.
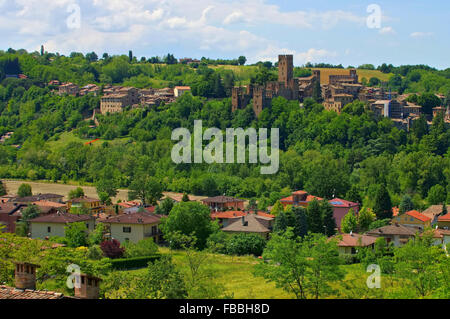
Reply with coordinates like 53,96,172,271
231,55,449,128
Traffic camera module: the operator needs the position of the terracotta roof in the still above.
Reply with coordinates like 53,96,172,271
328,198,359,208
13,194,63,203
0,286,64,299
222,214,271,233
423,205,450,220
280,195,323,203
102,211,161,224
334,233,378,247
404,210,431,222
211,211,246,219
431,228,450,238
366,224,417,236
202,196,245,204
30,212,94,224
438,213,450,222
70,197,99,203
32,200,67,208
392,207,400,217
174,86,191,90
0,203,22,215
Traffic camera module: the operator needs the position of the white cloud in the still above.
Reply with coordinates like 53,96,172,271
410,32,433,38
0,0,364,63
379,26,395,35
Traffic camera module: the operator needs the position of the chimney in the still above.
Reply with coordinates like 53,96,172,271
74,274,102,299
14,262,39,290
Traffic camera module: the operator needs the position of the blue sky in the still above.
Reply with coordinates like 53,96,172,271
0,0,448,69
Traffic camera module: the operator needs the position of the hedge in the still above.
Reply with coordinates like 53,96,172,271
109,254,161,270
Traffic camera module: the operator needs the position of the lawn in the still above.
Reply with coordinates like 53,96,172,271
46,131,132,151
127,247,295,299
311,68,394,85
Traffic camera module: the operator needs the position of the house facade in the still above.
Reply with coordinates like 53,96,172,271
30,212,95,239
102,211,162,243
393,210,431,230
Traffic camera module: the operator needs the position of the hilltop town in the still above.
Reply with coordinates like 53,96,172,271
0,47,449,300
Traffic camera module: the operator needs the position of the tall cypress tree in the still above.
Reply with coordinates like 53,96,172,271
321,201,336,236
292,206,308,238
0,180,6,196
307,199,323,234
373,184,393,220
273,211,288,233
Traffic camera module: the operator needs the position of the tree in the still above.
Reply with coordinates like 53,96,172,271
306,199,323,233
17,205,41,236
122,238,159,258
65,222,88,248
373,185,392,220
255,230,344,299
357,208,376,232
161,202,218,249
270,200,284,216
100,239,124,259
143,255,188,299
427,185,446,205
0,180,7,196
128,50,133,62
394,231,446,297
18,183,32,197
86,52,98,62
341,209,358,233
238,56,247,66
321,201,336,236
399,194,414,214
181,193,190,202
128,175,164,205
226,233,266,256
68,187,85,200
89,223,106,246
155,198,174,215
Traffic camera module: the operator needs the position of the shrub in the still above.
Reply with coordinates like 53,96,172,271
206,231,229,254
110,255,161,270
226,233,266,256
100,239,125,259
122,238,159,258
87,245,104,260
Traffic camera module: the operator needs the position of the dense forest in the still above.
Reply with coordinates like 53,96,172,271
0,48,449,212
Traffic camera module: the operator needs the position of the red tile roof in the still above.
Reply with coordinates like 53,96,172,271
405,210,431,222
102,211,161,224
30,212,94,224
0,286,64,299
438,213,450,222
334,233,378,247
211,211,275,220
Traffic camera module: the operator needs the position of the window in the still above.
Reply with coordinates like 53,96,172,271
123,227,131,233
86,223,90,229
47,226,51,233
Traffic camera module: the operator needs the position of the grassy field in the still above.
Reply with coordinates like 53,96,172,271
46,131,132,151
311,68,393,85
128,247,295,299
211,64,393,86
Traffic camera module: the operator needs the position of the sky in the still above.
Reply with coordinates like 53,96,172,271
0,0,449,69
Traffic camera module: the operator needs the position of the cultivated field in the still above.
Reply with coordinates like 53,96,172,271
2,180,207,203
311,68,393,85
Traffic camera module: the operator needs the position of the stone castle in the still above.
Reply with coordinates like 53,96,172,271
232,55,318,116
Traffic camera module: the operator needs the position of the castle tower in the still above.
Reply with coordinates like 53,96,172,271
278,55,293,86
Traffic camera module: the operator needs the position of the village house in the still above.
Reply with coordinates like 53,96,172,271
393,210,432,230
0,262,100,299
174,86,191,97
211,210,275,228
29,212,95,239
437,212,450,229
58,83,79,96
101,210,162,244
366,223,417,247
279,190,359,229
422,205,450,224
0,203,25,233
221,213,274,239
429,228,450,246
67,197,103,214
202,195,246,211
333,233,378,255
